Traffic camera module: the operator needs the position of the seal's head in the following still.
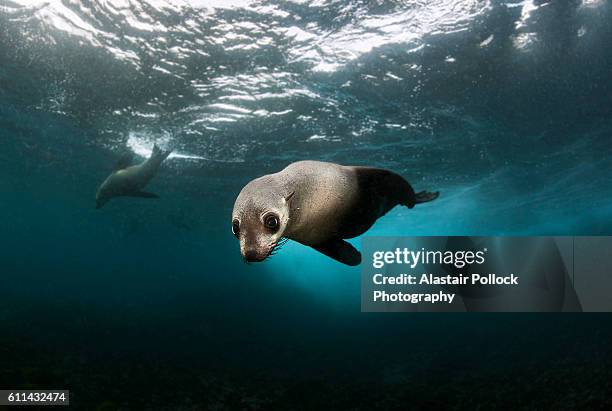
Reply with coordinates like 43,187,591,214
95,176,115,209
95,185,110,209
232,176,294,262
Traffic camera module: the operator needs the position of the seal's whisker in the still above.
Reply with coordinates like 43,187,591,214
266,237,289,259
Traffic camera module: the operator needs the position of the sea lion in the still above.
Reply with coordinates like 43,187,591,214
231,160,439,266
95,144,172,209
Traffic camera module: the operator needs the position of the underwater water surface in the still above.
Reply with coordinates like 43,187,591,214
1,0,612,409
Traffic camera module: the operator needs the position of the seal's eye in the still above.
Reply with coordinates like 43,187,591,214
232,219,240,238
263,214,279,232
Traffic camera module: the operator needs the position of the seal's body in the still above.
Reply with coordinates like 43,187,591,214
231,160,439,265
95,144,172,209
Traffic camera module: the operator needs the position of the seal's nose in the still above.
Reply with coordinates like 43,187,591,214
244,250,264,262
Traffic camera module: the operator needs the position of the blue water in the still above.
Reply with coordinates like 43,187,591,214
1,1,612,409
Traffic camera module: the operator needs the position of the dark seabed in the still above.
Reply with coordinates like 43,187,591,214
1,0,612,409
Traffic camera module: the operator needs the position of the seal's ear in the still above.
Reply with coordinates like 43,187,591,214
284,191,295,203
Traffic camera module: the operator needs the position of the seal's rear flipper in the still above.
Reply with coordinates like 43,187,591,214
312,239,361,266
129,191,159,199
354,167,422,210
415,191,439,204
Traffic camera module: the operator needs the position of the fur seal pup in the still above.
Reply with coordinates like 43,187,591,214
95,144,172,209
231,160,439,265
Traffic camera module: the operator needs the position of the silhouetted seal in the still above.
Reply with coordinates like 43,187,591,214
231,160,439,265
95,144,172,209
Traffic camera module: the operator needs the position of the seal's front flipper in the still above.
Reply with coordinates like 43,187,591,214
129,191,159,199
312,239,361,266
415,190,439,204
